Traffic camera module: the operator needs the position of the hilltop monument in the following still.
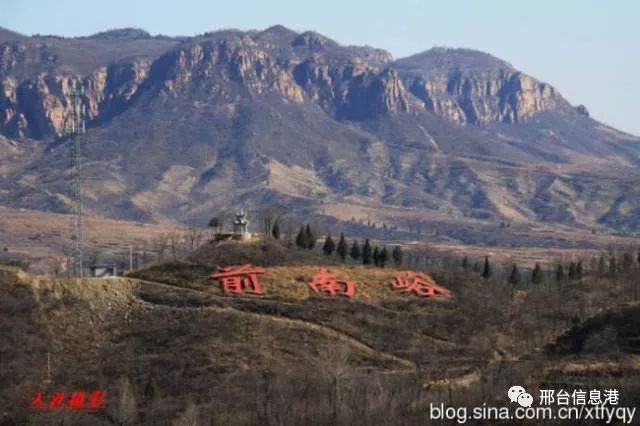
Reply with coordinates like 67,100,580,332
232,209,250,240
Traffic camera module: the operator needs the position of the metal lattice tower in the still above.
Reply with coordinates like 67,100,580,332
65,81,86,277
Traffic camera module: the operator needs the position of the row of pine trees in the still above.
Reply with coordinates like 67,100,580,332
471,252,639,286
466,256,584,285
294,225,402,268
277,222,640,287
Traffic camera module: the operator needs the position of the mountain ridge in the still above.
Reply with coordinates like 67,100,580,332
1,25,639,240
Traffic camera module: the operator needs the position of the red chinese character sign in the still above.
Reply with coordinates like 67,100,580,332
66,391,87,410
209,264,266,295
208,265,448,299
392,271,451,297
87,390,107,409
307,268,356,298
28,390,106,411
28,391,47,410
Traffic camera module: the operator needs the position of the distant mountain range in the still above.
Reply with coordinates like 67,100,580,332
1,25,640,239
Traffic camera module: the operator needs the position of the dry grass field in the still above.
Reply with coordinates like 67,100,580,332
0,206,190,272
2,205,636,275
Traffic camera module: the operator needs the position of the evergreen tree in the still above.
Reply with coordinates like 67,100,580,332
568,262,577,281
508,264,522,285
208,217,221,233
322,234,335,255
481,256,491,280
556,264,565,284
392,246,403,266
143,373,158,402
531,262,544,285
350,240,361,261
373,247,380,267
271,221,281,240
589,256,598,274
598,255,607,276
295,226,306,249
461,256,469,270
336,233,348,261
305,224,316,250
379,247,389,268
362,239,373,265
609,256,617,277
622,252,634,274
576,261,584,280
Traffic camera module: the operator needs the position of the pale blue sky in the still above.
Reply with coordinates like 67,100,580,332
2,0,639,135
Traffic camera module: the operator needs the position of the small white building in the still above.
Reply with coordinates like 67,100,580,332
90,264,119,278
232,210,250,240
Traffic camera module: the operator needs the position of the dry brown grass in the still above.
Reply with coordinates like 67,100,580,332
0,205,192,272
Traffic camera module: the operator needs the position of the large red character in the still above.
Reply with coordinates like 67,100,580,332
48,391,66,410
87,390,106,410
66,391,86,410
210,264,266,295
393,271,451,297
28,391,47,410
308,268,356,298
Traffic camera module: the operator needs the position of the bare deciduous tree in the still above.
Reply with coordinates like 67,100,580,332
168,232,181,260
45,255,66,277
311,344,352,425
172,400,199,426
113,377,137,425
155,234,169,262
185,227,203,252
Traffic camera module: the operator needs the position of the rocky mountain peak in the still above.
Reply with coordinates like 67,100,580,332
88,28,153,40
395,47,565,125
0,27,26,43
254,25,299,44
292,31,338,50
398,47,514,75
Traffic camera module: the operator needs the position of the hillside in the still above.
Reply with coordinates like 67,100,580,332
1,25,640,245
549,305,640,356
2,238,640,424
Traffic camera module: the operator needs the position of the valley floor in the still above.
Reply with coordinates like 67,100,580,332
2,205,637,275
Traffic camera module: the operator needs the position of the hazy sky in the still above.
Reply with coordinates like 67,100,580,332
3,0,639,135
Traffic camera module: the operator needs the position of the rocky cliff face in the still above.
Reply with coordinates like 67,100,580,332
153,37,307,105
395,48,566,125
0,31,404,137
0,59,150,138
292,56,416,119
0,30,570,140
406,70,562,125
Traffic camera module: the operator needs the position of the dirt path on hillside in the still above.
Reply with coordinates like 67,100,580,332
131,278,417,369
225,304,417,369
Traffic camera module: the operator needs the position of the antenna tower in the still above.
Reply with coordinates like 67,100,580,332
65,81,86,277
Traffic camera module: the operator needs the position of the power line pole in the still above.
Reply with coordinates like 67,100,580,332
65,80,86,278
45,351,52,384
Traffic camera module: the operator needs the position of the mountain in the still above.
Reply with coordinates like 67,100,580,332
1,25,639,243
